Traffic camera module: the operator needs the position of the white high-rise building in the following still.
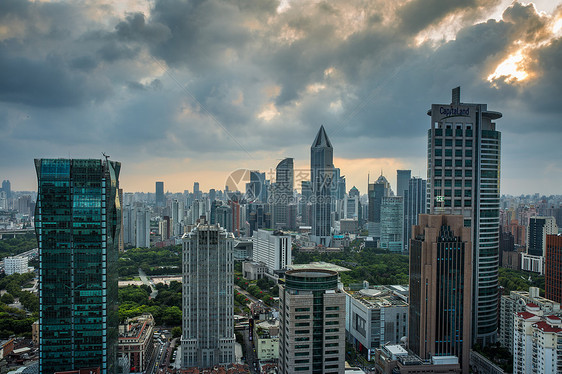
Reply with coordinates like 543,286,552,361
181,223,235,368
252,229,291,275
513,304,562,374
4,256,29,275
122,205,151,248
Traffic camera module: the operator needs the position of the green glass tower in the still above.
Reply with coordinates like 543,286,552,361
35,159,121,374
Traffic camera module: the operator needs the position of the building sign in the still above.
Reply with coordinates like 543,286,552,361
439,106,470,117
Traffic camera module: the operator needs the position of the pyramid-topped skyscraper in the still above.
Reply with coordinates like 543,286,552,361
310,125,334,246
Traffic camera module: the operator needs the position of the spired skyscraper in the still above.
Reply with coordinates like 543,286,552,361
311,126,334,246
35,158,121,374
427,87,502,345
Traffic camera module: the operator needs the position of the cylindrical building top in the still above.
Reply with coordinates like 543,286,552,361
285,269,338,291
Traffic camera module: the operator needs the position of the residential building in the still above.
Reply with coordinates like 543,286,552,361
344,285,408,360
546,234,562,304
310,126,334,246
427,87,502,345
499,287,560,354
35,158,121,374
4,256,29,275
252,229,291,276
181,222,235,368
513,304,562,374
279,269,345,374
409,214,472,373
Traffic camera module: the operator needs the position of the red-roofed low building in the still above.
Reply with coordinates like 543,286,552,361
117,314,155,373
513,308,562,374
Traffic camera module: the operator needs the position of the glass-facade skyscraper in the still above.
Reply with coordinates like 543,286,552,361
35,158,121,374
427,87,502,346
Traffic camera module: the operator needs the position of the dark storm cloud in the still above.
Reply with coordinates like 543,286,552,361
0,0,561,194
397,0,501,35
0,50,112,107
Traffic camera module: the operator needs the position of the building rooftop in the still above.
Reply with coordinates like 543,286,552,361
347,285,409,308
533,320,562,333
517,311,537,320
289,261,350,272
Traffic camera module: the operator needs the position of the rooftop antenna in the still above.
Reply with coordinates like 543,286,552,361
102,152,110,161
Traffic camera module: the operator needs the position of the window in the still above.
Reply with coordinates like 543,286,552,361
435,149,442,156
445,139,452,147
445,149,452,157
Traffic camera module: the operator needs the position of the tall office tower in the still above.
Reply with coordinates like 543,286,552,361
209,188,216,202
181,223,235,368
155,181,164,207
546,234,562,304
118,189,124,251
193,182,201,200
396,170,411,252
380,196,404,252
300,181,313,226
427,87,502,345
272,158,294,229
215,204,233,233
171,199,185,237
229,199,241,236
2,179,11,199
135,206,151,248
0,191,7,210
367,174,392,239
342,194,360,220
122,205,135,246
279,269,345,374
348,186,359,198
252,229,291,274
409,214,472,373
310,126,334,246
246,171,266,203
527,216,558,256
35,158,121,374
396,170,411,197
406,177,426,251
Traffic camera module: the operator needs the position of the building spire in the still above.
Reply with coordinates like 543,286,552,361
311,125,332,148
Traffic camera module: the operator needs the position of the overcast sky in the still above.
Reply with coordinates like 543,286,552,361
1,0,561,195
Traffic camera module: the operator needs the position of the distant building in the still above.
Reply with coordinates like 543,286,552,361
272,158,294,230
367,174,392,239
155,181,164,207
118,314,155,373
252,229,291,276
409,214,471,373
405,177,426,252
344,285,408,359
279,269,345,374
527,216,558,256
380,196,404,252
181,223,235,368
4,256,29,275
546,234,562,304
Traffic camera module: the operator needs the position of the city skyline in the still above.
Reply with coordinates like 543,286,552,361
0,0,561,196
